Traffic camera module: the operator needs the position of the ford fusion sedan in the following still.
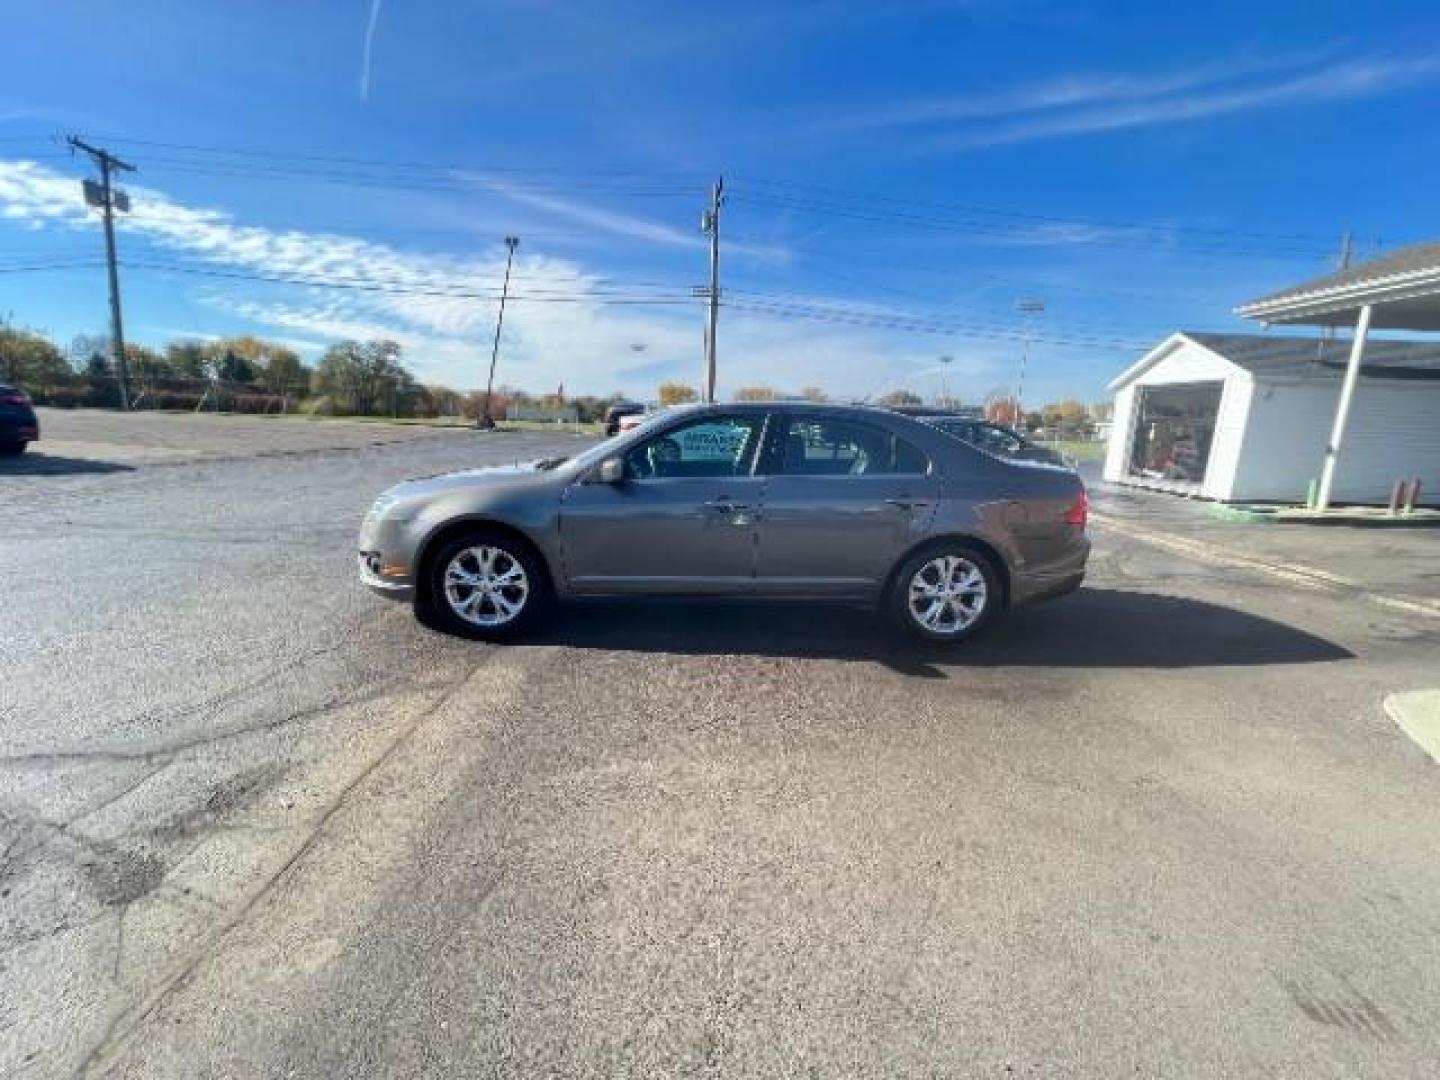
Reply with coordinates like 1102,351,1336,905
358,403,1088,643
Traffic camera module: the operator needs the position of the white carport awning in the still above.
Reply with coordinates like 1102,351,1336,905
1236,241,1440,329
1236,241,1440,511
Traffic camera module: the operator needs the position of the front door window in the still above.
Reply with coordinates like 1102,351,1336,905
625,415,762,480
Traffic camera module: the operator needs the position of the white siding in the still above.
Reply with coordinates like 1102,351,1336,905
1200,373,1254,501
1103,384,1137,482
1131,339,1235,387
1105,338,1247,496
1231,377,1440,504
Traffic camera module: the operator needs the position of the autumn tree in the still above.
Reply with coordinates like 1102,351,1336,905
1042,397,1088,433
983,390,1021,426
799,386,828,402
734,386,776,402
257,346,308,396
312,339,412,415
878,388,922,407
164,341,211,378
68,334,111,375
0,323,69,393
657,381,698,406
123,343,170,386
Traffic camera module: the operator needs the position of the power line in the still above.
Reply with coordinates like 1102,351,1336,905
731,190,1335,260
5,135,1398,256
127,155,699,197
120,259,700,304
719,297,1149,351
732,175,1347,248
0,260,107,274
82,132,712,181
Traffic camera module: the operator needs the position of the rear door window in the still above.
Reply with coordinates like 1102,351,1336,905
777,417,929,476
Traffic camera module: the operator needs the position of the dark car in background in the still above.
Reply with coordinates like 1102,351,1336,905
0,383,39,455
359,403,1088,645
921,416,1070,468
603,401,645,436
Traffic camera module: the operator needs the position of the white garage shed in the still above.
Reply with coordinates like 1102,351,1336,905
1104,331,1440,504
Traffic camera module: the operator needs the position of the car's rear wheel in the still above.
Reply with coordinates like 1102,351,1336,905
423,530,551,640
0,442,25,456
886,543,1000,644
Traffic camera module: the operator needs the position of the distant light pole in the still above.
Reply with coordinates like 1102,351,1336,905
1015,297,1044,430
938,355,953,406
479,235,520,430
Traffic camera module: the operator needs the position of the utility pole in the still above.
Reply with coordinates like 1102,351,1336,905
700,177,724,403
1337,229,1354,271
1015,297,1044,431
480,235,519,430
1321,230,1354,347
69,136,136,411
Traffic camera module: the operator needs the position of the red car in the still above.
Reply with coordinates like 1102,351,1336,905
0,383,39,455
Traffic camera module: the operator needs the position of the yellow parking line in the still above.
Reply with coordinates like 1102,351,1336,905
1090,510,1440,620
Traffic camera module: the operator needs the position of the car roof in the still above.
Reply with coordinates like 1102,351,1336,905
676,401,921,421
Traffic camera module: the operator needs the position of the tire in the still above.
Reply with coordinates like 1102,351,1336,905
0,442,24,456
422,529,552,641
885,542,1001,644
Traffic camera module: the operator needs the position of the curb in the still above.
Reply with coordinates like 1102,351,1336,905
1205,503,1440,528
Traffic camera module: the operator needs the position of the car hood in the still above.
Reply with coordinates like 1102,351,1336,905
388,460,562,498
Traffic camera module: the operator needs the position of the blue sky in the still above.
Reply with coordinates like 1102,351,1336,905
3,0,1438,404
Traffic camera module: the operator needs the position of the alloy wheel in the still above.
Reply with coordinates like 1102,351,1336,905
442,545,530,628
907,554,988,636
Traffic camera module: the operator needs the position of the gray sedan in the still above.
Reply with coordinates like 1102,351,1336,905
358,403,1089,643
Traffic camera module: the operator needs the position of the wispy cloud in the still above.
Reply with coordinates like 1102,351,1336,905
807,51,1440,150
471,174,791,262
0,158,999,397
473,175,702,250
942,55,1440,149
360,0,385,102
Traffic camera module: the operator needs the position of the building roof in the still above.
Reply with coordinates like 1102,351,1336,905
1236,241,1440,329
1110,331,1440,390
1186,332,1440,379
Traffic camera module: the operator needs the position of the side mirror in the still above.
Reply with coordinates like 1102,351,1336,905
597,457,625,484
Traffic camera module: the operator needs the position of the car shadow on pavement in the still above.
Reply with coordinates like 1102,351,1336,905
0,453,135,476
536,588,1352,677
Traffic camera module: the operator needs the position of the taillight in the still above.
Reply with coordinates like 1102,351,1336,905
1064,485,1088,528
0,393,28,406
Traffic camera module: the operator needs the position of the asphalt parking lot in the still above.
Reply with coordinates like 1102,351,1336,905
3,409,1439,1078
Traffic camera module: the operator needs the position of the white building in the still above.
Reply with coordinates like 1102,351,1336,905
1104,331,1440,504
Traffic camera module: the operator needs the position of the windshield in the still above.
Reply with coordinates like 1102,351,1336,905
563,411,675,472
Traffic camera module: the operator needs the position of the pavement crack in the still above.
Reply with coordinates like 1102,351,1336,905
74,654,497,1077
0,673,408,767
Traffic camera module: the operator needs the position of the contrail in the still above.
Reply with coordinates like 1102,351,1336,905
360,0,384,101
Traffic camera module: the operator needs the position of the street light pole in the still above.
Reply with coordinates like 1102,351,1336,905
1015,297,1044,431
480,235,520,430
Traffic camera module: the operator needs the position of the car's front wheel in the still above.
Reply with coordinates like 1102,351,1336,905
423,530,551,640
887,543,1001,644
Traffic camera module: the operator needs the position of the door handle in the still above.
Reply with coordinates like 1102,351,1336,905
884,497,932,511
704,499,751,513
